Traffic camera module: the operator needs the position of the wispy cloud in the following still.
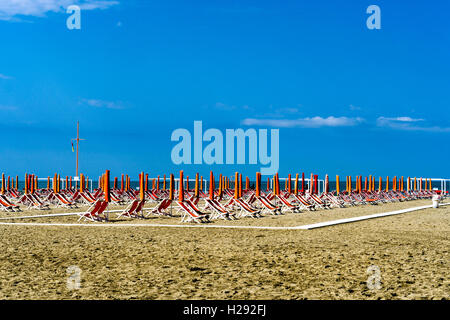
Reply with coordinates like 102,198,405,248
376,116,450,132
0,0,119,21
242,116,364,128
377,116,424,123
0,73,13,79
349,104,361,111
80,98,124,110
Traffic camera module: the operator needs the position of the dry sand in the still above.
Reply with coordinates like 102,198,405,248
0,199,448,299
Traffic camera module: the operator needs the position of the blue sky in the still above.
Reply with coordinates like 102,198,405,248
0,0,449,180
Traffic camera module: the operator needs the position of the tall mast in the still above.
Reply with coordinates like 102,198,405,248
76,121,79,177
72,121,85,178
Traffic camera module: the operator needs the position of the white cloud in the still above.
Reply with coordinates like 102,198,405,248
0,73,12,79
376,116,450,132
377,116,424,123
0,0,119,21
242,116,364,128
80,98,124,109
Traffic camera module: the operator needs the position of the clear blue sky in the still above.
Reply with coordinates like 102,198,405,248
0,0,449,180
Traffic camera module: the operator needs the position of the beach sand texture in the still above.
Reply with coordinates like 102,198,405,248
0,199,448,299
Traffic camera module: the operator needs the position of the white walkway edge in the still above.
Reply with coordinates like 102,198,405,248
295,202,449,230
0,202,447,230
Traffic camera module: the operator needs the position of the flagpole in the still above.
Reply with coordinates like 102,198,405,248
72,121,85,186
76,121,79,177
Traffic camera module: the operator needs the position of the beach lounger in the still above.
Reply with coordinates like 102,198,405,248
53,193,77,208
275,194,301,213
292,194,316,211
225,197,261,218
0,196,19,212
252,195,281,215
77,200,108,222
203,198,236,220
116,199,145,219
148,198,173,216
177,200,210,223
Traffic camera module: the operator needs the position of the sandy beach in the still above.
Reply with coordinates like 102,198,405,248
0,199,448,300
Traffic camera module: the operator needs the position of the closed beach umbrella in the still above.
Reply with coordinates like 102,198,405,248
209,171,214,200
195,173,199,198
1,173,4,195
287,174,292,194
255,172,261,197
218,174,223,198
301,173,305,194
104,170,110,202
336,175,340,194
234,172,239,199
139,172,145,201
169,173,174,201
239,174,243,198
179,170,184,202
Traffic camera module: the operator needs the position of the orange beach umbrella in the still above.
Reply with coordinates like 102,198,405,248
179,170,184,202
104,170,110,202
